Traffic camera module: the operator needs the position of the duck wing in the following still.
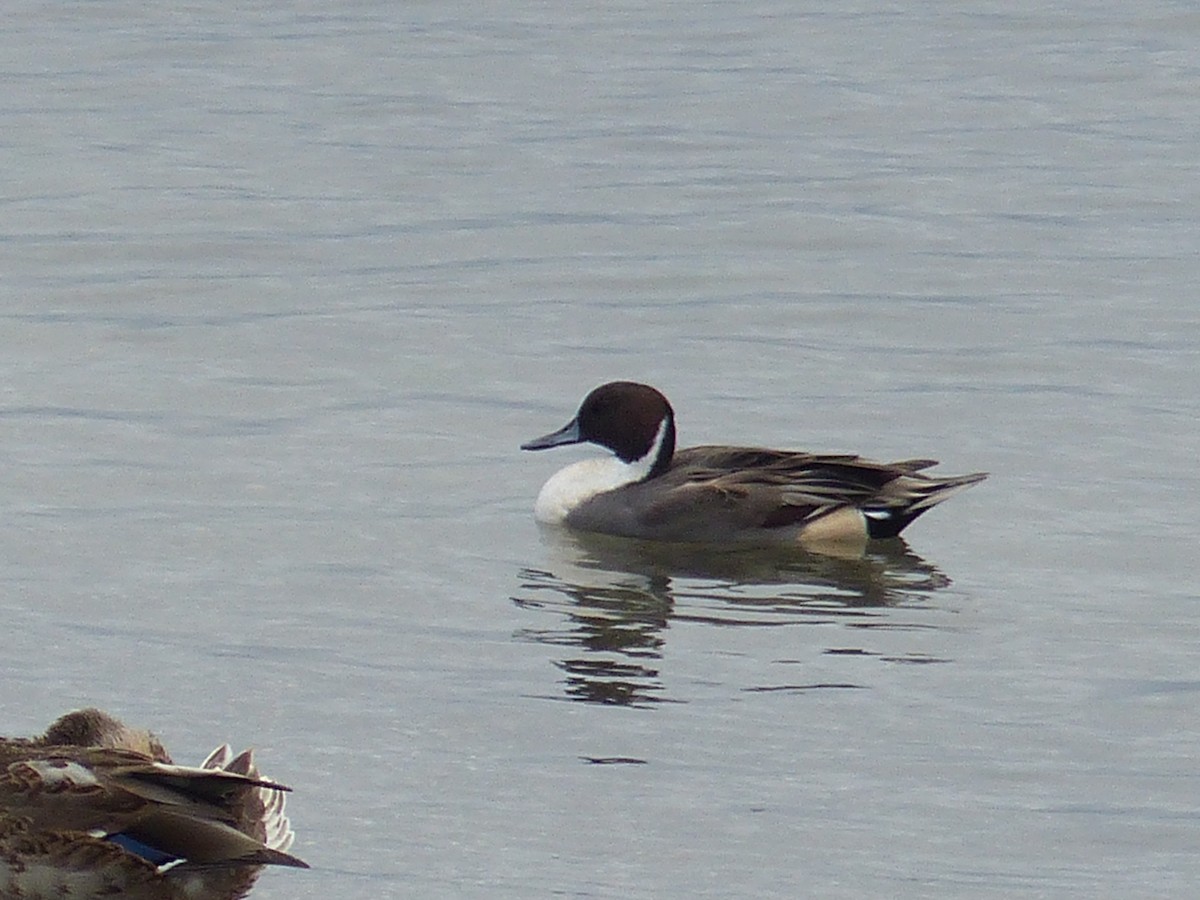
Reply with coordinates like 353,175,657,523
647,448,979,535
0,749,306,869
660,449,909,529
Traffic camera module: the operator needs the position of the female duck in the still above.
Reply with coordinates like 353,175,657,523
522,381,986,548
0,708,306,900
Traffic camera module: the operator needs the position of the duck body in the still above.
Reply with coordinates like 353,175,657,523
522,382,986,548
0,709,306,900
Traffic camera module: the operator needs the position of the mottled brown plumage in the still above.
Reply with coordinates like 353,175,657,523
0,709,306,900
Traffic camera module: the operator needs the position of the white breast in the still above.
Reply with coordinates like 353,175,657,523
531,419,667,524
533,457,645,524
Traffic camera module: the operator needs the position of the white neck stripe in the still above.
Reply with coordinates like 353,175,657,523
626,417,669,481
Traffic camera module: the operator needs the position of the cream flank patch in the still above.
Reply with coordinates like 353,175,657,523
797,506,868,548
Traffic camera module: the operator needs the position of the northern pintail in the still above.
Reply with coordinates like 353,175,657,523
521,381,986,548
0,708,307,900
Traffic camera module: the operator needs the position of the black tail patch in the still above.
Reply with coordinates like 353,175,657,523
863,506,931,539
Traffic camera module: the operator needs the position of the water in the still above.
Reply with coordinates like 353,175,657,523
2,2,1198,897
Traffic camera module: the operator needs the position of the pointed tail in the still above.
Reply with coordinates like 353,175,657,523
865,471,987,539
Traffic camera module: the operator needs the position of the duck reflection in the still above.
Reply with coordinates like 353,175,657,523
513,528,954,707
515,563,673,707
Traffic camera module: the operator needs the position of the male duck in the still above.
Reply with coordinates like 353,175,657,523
521,381,986,548
0,708,307,900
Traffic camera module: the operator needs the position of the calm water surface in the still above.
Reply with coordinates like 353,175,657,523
2,2,1198,898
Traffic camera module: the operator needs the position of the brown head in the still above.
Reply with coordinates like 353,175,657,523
40,707,172,762
521,381,678,475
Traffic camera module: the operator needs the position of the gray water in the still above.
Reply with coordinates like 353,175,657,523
3,2,1199,897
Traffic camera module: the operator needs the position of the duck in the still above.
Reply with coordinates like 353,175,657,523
0,708,307,900
521,381,986,549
